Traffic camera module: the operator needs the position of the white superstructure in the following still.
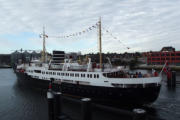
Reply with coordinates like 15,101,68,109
17,59,162,88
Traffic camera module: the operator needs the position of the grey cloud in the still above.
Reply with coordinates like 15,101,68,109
0,0,180,53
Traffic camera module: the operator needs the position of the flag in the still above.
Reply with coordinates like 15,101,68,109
45,35,48,38
163,62,170,74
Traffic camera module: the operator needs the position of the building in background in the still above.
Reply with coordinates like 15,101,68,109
11,51,42,65
145,46,180,66
0,54,11,67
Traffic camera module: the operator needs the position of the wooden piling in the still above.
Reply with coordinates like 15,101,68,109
81,98,92,120
47,89,54,120
54,92,62,120
171,71,176,87
133,108,147,120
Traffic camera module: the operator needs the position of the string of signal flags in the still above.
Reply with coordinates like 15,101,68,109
47,22,99,39
102,28,130,50
41,20,130,50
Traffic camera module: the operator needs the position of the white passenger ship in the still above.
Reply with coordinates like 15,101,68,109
15,19,162,105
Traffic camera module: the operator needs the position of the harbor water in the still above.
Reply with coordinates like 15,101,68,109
0,68,180,120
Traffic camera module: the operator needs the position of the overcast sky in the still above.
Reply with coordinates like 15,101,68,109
0,0,180,54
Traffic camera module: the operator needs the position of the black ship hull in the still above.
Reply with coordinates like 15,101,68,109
15,72,161,105
16,72,50,89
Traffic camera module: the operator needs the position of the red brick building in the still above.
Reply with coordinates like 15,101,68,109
145,47,180,65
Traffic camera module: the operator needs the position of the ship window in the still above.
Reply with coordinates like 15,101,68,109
34,70,41,73
75,73,79,77
90,74,92,78
94,74,96,78
87,74,89,78
81,74,85,77
71,73,74,77
46,72,48,74
97,74,99,78
68,73,69,76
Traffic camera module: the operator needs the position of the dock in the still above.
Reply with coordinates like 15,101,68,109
47,89,164,120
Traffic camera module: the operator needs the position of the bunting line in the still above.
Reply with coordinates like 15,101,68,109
48,22,99,39
103,28,130,50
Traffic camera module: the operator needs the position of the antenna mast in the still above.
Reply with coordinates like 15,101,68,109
98,17,102,70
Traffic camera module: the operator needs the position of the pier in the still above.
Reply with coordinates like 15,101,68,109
166,71,180,88
47,89,164,120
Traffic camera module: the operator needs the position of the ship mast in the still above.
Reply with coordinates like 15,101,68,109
98,17,102,70
42,26,46,63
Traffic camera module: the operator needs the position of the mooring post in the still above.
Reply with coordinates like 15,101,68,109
167,71,172,87
47,89,54,120
81,98,92,120
133,108,147,120
54,92,62,120
171,71,176,87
